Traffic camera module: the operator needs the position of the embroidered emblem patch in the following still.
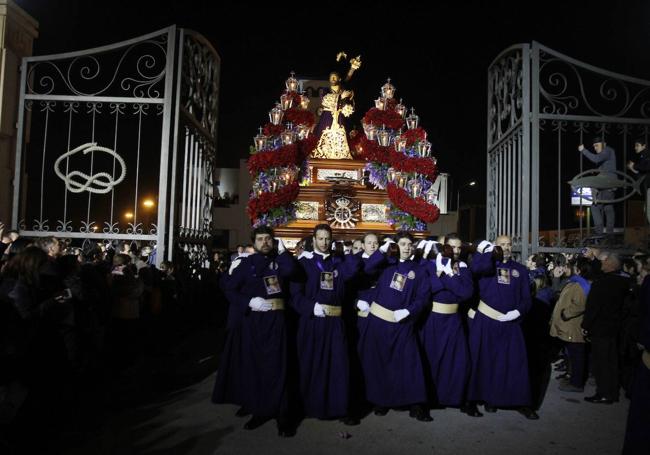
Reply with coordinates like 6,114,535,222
333,269,339,278
407,270,416,280
511,269,520,278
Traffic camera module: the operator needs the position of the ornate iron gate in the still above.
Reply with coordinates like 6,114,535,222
11,26,219,266
488,42,650,258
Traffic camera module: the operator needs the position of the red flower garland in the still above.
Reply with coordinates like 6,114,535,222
401,127,427,147
247,182,300,220
248,144,298,175
263,123,284,137
356,137,437,179
387,183,441,223
363,108,404,130
285,107,315,127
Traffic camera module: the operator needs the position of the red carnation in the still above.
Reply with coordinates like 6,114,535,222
263,123,284,137
285,107,316,127
363,108,404,130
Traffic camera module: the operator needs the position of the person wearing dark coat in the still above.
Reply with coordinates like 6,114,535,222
468,236,538,420
622,271,650,454
213,225,297,437
358,232,433,422
578,137,617,235
290,224,361,421
581,251,630,404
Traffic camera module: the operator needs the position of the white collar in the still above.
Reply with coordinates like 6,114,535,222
313,250,330,259
362,252,370,259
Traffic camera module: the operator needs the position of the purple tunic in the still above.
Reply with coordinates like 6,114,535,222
420,260,473,406
360,259,430,407
468,252,532,407
213,251,296,417
291,251,361,418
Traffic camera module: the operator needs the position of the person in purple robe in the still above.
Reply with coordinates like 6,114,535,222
419,241,476,416
468,235,539,419
290,224,361,421
213,225,297,437
358,232,433,421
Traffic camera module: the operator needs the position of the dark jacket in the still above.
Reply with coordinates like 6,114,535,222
582,271,630,337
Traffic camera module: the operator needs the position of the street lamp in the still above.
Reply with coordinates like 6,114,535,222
124,212,134,220
143,199,155,209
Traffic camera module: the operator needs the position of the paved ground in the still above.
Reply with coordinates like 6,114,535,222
65,370,629,455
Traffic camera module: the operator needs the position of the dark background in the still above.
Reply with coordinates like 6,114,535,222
15,0,650,208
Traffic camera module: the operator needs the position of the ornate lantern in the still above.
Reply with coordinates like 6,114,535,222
253,127,267,152
387,167,397,183
300,94,310,110
416,140,432,157
409,176,422,198
269,104,284,125
285,71,299,92
395,98,407,118
363,123,377,141
377,125,391,147
280,92,293,110
394,136,407,153
374,97,387,110
406,107,419,129
425,185,438,205
281,128,295,145
381,78,396,99
297,124,311,140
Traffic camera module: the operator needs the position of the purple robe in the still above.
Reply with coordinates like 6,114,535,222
213,251,296,417
467,252,532,407
360,259,430,407
420,260,473,406
291,251,361,418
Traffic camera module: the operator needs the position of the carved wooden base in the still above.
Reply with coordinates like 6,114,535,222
276,158,429,244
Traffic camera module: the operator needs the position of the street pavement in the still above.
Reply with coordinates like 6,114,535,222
66,369,630,455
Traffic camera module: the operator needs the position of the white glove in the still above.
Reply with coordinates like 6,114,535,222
277,238,286,254
298,250,314,260
498,309,521,322
458,261,468,268
423,240,435,258
249,297,272,312
313,302,326,317
436,254,454,277
356,299,370,312
393,308,410,322
379,238,395,253
477,240,494,254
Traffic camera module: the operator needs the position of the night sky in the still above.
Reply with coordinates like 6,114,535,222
14,0,650,207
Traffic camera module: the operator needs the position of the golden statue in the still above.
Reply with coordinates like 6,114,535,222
312,52,362,159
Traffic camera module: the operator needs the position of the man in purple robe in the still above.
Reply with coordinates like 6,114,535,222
213,225,297,437
468,235,539,419
291,224,361,420
420,244,476,415
359,232,432,421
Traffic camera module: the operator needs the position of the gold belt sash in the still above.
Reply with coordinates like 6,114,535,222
643,350,650,370
432,302,459,314
467,308,476,319
370,302,397,323
477,301,505,321
320,304,342,317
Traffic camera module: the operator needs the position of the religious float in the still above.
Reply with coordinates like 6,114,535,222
245,53,444,246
